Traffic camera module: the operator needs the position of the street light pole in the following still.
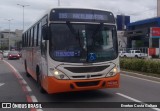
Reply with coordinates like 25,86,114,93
5,19,13,50
158,0,160,17
17,4,30,31
58,0,60,6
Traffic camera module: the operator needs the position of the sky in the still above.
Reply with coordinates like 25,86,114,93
0,0,157,31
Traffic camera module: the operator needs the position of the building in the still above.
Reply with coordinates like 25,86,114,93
0,29,23,50
125,17,160,48
117,31,127,50
116,15,130,50
116,15,130,31
125,17,160,55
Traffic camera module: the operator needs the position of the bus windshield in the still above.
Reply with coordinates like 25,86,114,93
49,23,118,63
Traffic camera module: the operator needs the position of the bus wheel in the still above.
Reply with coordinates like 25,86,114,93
36,67,46,94
135,55,138,58
24,60,30,77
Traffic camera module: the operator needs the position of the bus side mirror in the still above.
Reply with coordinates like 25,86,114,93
42,26,49,40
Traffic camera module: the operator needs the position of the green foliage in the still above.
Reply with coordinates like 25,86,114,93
120,58,160,74
0,46,8,50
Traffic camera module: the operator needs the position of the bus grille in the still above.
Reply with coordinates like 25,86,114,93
65,65,109,73
72,74,103,79
75,81,100,87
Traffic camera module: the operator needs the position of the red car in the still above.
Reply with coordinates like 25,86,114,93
8,51,21,60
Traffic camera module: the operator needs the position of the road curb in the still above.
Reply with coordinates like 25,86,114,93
3,60,42,111
121,70,160,82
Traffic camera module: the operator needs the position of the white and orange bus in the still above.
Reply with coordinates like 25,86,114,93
22,7,120,94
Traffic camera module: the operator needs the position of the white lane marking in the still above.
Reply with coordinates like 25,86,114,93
117,93,160,111
31,95,44,111
4,60,23,79
17,73,23,79
117,93,141,102
21,79,27,85
30,96,38,102
0,83,5,87
37,109,43,111
121,74,160,84
36,107,44,111
26,86,32,92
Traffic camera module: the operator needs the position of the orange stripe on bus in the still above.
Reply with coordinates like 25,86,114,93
44,73,120,94
26,66,120,94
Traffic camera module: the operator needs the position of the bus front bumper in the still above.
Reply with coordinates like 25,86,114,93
45,73,120,94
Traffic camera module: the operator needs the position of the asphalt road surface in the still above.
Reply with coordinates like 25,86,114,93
0,59,160,111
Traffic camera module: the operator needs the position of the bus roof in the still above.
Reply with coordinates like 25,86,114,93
47,6,114,14
23,7,115,33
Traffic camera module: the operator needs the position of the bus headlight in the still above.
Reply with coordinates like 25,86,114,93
106,67,118,77
50,69,69,80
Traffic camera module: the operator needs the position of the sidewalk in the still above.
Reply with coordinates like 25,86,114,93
121,70,160,83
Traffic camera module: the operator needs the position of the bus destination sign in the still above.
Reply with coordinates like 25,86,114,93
59,13,108,21
50,9,115,23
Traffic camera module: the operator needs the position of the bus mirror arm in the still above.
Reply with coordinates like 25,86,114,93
42,26,50,40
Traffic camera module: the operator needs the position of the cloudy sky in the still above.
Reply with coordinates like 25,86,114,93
0,0,157,31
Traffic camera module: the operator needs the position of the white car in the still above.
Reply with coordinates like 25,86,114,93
3,50,10,58
119,51,126,57
122,50,148,58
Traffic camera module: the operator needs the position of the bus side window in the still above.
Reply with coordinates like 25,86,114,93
22,34,24,47
23,34,25,47
24,33,26,47
28,30,31,47
41,40,46,56
38,22,42,46
24,33,27,47
36,23,39,46
27,31,29,47
25,33,27,47
34,25,37,46
41,25,47,57
27,31,30,47
31,28,34,47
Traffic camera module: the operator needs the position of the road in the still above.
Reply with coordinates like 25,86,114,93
0,59,160,111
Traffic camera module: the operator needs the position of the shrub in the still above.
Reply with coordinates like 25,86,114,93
120,58,160,75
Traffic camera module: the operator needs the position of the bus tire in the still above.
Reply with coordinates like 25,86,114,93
135,55,138,58
36,66,46,94
24,60,30,77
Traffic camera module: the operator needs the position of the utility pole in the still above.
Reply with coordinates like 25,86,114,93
58,0,60,6
157,0,160,17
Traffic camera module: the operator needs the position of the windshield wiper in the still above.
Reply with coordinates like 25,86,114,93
66,22,85,50
92,23,103,38
66,22,77,36
66,22,87,62
66,22,81,43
